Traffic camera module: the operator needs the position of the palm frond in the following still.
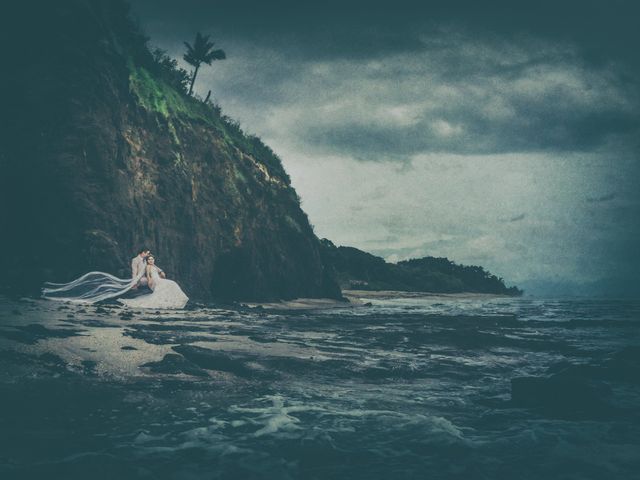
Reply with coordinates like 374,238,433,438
183,41,199,66
204,48,226,64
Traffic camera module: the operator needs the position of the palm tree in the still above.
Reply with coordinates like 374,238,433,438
183,32,226,96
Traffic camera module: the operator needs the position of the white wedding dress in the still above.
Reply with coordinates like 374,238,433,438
119,266,189,309
43,265,188,309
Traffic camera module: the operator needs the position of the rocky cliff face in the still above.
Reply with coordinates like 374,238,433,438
0,0,341,301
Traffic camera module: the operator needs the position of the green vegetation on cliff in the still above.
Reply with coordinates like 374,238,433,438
127,56,291,183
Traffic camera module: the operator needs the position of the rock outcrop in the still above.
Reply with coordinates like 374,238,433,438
0,0,341,302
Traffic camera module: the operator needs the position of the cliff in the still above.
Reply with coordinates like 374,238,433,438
0,0,341,302
319,239,523,295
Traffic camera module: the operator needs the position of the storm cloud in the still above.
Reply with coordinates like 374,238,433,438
135,1,640,159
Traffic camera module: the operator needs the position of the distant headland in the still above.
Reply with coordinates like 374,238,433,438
320,239,522,296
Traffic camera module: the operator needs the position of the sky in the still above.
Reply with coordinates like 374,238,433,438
132,0,640,296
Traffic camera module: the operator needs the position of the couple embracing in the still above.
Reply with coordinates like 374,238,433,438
124,248,188,309
42,247,188,309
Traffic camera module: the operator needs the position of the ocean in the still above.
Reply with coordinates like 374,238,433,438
0,293,638,479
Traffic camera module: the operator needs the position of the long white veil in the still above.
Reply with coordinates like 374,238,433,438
42,270,145,304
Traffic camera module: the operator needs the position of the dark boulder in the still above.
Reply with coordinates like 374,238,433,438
511,374,613,419
510,347,640,419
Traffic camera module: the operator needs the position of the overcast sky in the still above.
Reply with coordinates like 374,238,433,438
132,0,640,295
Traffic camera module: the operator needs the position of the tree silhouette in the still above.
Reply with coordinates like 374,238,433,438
183,32,226,96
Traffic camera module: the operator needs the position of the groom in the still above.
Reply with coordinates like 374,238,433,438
131,247,151,290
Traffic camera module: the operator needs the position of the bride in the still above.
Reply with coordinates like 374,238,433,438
42,255,189,309
119,255,188,309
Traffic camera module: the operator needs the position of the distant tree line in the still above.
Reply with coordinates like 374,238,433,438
319,239,523,295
